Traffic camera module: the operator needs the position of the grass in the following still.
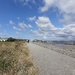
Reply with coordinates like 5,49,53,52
0,41,38,75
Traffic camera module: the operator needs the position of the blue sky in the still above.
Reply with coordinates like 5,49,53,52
0,0,75,40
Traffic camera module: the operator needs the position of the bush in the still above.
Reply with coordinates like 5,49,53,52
6,37,16,42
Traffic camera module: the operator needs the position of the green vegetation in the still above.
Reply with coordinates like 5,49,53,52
0,41,38,75
6,37,16,42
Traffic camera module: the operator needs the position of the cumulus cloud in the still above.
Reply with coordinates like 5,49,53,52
40,0,75,25
59,14,75,25
38,0,75,40
28,16,36,22
63,24,75,37
40,0,75,14
30,29,47,39
39,0,55,12
9,20,15,25
32,16,75,40
36,16,55,30
39,0,75,24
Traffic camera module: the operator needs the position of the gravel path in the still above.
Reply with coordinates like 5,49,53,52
27,43,75,75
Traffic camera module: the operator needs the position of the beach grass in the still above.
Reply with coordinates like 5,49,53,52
0,41,38,75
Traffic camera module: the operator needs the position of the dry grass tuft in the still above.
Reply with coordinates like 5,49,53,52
0,41,38,75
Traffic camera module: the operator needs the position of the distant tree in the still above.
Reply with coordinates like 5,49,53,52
7,37,16,42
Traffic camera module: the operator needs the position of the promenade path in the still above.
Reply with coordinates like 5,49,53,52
28,43,75,75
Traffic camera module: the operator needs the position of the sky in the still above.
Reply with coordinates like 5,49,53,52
0,0,75,40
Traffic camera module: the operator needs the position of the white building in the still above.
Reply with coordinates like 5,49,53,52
0,38,7,42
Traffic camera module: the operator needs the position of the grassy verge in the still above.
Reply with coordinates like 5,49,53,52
0,41,38,75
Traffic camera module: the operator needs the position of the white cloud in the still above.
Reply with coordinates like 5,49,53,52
63,24,75,36
15,0,36,6
40,0,75,25
19,22,33,30
28,16,36,22
13,26,21,31
28,24,33,28
19,22,28,30
9,20,15,25
40,0,75,14
36,16,55,30
56,0,75,14
38,0,75,40
59,14,75,25
39,0,55,12
30,29,47,39
31,16,75,40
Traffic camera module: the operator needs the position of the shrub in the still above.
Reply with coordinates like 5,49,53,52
6,37,16,42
